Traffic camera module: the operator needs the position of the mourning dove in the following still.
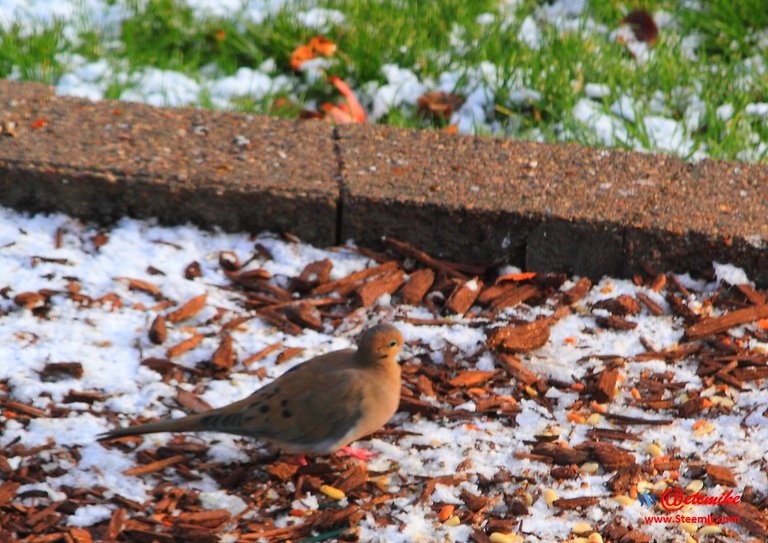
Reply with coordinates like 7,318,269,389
100,323,404,456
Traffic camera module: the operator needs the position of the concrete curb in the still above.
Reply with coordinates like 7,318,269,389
1,80,767,284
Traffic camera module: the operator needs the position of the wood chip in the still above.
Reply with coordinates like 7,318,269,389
603,413,672,425
635,292,663,315
721,502,768,538
735,283,766,305
678,396,708,418
497,353,538,385
285,303,324,331
166,334,205,358
445,278,483,315
294,259,332,291
0,480,20,505
356,269,406,307
448,370,497,388
114,277,161,298
176,388,212,413
107,507,125,540
705,464,737,487
149,315,167,344
218,251,240,271
384,238,484,278
592,295,641,316
184,261,202,280
685,304,768,339
276,347,305,365
166,294,207,324
13,291,46,309
399,268,435,305
265,461,299,481
175,509,231,528
531,443,589,465
312,261,397,296
550,466,579,480
563,277,591,304
487,320,551,352
578,442,635,471
4,400,46,418
592,369,619,403
595,315,637,330
665,293,698,323
490,284,539,312
123,454,186,476
585,428,640,442
64,390,108,404
243,342,283,366
41,362,84,379
552,496,599,510
211,334,236,371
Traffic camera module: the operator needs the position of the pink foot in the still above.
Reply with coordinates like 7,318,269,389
285,454,308,466
335,446,378,461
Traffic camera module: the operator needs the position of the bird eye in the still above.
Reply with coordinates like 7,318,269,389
388,339,398,348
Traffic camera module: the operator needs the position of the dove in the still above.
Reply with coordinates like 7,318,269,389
100,323,404,458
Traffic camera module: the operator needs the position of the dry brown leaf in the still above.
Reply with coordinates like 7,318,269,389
416,91,465,120
622,10,658,45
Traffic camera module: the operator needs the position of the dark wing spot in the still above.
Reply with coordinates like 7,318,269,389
282,409,292,418
200,414,216,427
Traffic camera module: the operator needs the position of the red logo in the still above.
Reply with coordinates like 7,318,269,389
659,488,740,512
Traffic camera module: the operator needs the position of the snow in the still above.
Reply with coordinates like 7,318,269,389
295,7,345,31
2,0,760,163
1,204,767,541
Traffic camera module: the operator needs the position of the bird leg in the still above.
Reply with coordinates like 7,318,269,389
284,454,309,466
335,446,378,461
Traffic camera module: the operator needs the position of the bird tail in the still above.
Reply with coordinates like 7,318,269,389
98,412,207,440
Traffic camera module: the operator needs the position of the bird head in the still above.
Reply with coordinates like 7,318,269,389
356,323,403,365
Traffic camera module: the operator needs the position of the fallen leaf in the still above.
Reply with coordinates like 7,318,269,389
621,10,658,45
321,76,366,124
290,36,337,70
416,91,464,120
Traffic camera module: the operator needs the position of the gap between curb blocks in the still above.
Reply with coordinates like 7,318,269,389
0,79,766,286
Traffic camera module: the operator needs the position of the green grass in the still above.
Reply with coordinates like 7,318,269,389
1,0,767,162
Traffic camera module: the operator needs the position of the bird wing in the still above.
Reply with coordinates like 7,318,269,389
191,350,365,452
243,367,365,452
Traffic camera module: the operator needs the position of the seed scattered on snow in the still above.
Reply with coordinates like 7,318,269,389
319,485,345,500
443,515,461,527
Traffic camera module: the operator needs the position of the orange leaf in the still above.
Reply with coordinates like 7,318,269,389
290,44,316,70
290,36,337,70
309,36,336,56
320,103,355,124
329,76,366,123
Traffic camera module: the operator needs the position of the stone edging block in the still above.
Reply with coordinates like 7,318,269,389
1,80,767,284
